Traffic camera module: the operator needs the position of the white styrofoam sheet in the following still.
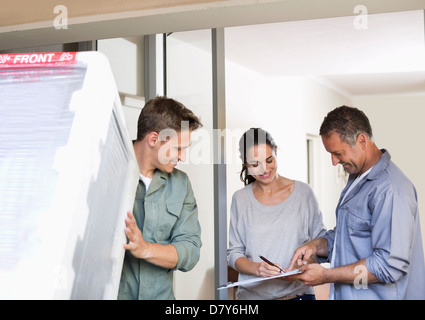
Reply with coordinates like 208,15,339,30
0,52,139,299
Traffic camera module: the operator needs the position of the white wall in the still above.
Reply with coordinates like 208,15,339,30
352,94,425,250
97,37,144,97
98,37,145,141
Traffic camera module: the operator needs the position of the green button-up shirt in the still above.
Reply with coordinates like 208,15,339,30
118,169,202,300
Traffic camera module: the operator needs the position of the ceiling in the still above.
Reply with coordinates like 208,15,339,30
2,0,423,53
2,4,423,97
223,10,425,97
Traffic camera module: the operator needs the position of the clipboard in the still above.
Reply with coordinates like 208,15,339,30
217,268,302,290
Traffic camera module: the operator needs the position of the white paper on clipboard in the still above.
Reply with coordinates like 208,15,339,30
217,269,302,290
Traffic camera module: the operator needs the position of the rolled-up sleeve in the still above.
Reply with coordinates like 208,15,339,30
366,184,416,283
170,178,202,272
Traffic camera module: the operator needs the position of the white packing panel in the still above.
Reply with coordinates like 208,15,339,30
0,52,139,299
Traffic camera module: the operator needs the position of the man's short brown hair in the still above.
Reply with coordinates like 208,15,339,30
136,96,202,141
319,105,373,146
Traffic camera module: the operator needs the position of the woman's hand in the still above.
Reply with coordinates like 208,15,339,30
235,257,282,278
257,261,283,277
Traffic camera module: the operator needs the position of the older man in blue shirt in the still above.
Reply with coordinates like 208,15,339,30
287,106,425,299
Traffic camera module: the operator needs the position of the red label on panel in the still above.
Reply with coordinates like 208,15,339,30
0,52,77,68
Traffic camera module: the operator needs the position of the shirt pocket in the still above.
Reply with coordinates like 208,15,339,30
347,211,370,234
346,209,371,236
344,208,373,258
155,201,183,242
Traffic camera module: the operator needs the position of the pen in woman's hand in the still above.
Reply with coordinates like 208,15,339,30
259,255,285,273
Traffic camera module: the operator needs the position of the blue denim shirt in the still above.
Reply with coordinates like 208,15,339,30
118,169,202,300
323,150,425,299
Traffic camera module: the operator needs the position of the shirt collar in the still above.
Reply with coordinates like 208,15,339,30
366,149,391,181
143,169,168,195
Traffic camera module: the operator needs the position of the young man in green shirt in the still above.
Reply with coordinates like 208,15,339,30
118,96,203,300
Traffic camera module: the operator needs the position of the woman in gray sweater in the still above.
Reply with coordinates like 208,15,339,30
227,128,327,300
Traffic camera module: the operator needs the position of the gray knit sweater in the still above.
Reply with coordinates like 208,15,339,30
227,180,327,299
